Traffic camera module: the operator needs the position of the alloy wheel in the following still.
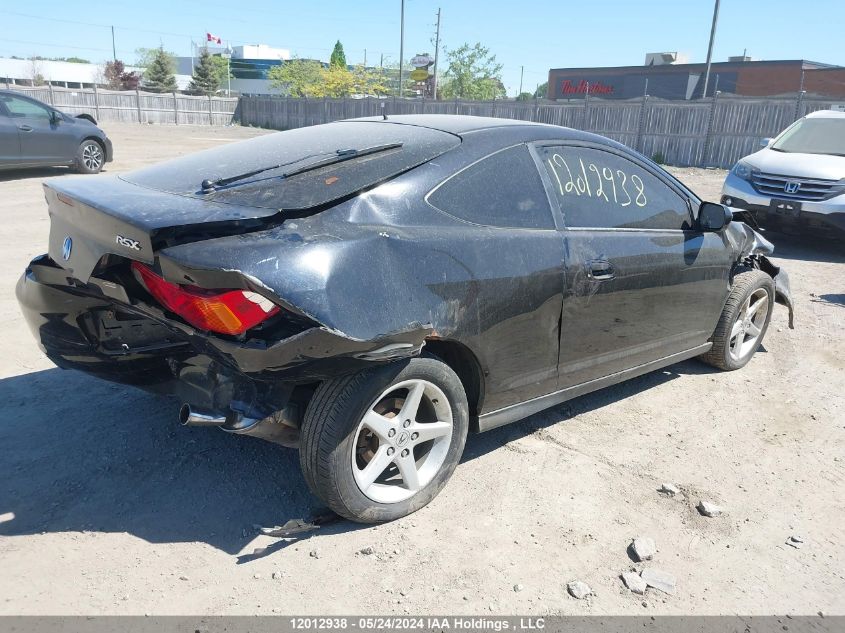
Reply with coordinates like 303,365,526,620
82,142,103,171
351,379,453,504
728,288,769,362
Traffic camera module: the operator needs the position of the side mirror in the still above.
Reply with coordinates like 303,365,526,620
699,202,732,232
49,111,62,125
760,137,772,147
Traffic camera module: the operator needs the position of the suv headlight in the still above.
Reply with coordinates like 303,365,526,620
731,160,755,181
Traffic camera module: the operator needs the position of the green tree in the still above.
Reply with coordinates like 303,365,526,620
188,47,220,95
516,91,534,101
438,43,505,100
329,40,347,68
268,58,325,97
534,82,548,99
135,47,163,69
141,47,178,92
210,56,231,88
269,58,391,98
352,64,389,96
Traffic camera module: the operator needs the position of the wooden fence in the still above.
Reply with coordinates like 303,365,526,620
5,84,237,125
236,93,841,168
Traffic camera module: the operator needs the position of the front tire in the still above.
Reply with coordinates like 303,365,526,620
700,268,775,371
75,140,104,174
299,357,469,523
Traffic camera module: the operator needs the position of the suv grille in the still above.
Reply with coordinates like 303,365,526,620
751,172,845,201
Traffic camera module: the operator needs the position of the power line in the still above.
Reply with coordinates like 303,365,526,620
0,8,402,68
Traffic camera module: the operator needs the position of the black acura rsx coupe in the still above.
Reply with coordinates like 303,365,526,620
16,115,794,522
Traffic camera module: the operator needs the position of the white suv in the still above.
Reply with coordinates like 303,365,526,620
721,110,845,235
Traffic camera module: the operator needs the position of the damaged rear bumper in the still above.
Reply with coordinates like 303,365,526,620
16,255,427,432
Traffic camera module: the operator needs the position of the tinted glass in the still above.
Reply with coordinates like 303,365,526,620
428,145,553,229
2,95,50,120
121,121,460,210
771,117,845,156
539,146,692,230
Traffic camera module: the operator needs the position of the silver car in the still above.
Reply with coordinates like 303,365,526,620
721,110,845,236
0,90,113,174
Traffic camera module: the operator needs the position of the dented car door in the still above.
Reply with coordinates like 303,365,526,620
536,143,734,388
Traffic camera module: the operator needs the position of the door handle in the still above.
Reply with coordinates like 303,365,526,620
18,124,33,132
586,259,615,280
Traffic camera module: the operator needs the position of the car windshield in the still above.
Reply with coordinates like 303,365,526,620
771,117,845,156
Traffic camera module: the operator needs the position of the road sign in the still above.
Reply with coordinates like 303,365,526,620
410,68,430,81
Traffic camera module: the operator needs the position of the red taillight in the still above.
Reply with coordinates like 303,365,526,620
131,262,280,335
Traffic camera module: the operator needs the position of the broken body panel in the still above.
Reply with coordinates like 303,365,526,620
16,115,793,443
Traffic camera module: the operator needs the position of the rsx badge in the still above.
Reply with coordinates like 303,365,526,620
115,235,141,251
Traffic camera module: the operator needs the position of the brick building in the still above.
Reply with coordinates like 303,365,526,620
546,59,845,101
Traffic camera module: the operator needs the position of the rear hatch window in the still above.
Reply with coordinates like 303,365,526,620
120,121,460,210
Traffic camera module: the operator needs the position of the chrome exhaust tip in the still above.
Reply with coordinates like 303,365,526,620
179,404,226,427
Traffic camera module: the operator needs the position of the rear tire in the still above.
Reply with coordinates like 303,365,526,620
299,357,469,523
75,140,104,174
700,268,775,371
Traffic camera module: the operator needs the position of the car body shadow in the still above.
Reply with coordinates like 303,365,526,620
0,167,72,183
0,368,355,556
1,359,717,556
462,359,718,462
760,229,845,264
812,294,845,307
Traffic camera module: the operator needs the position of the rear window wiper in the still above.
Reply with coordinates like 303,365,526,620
200,142,403,192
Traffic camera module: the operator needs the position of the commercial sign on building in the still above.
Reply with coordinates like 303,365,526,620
560,79,615,95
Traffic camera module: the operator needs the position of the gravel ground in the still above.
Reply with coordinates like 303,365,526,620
0,123,843,616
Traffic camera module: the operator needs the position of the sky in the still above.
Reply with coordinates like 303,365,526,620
1,0,844,95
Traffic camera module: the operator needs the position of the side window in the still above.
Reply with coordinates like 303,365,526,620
539,145,692,230
428,144,554,229
2,96,51,120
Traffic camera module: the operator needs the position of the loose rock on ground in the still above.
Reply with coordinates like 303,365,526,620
567,580,593,600
658,483,680,497
697,500,723,517
631,537,657,562
640,569,676,595
621,572,647,595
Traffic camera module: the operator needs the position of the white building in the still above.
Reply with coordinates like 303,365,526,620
0,57,191,90
232,44,291,61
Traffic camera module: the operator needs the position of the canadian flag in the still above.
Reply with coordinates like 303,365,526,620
206,32,222,44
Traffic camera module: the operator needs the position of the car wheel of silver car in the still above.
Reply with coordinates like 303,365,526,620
75,140,104,174
700,268,775,371
299,357,469,523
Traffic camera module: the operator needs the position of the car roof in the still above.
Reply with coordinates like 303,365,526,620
340,113,618,148
805,109,845,119
343,114,553,135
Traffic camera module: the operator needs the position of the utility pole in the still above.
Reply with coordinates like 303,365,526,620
364,49,367,66
111,26,117,62
398,0,405,98
518,65,524,97
433,7,441,100
701,0,721,99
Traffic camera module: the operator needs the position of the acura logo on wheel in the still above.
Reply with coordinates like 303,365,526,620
783,181,801,194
